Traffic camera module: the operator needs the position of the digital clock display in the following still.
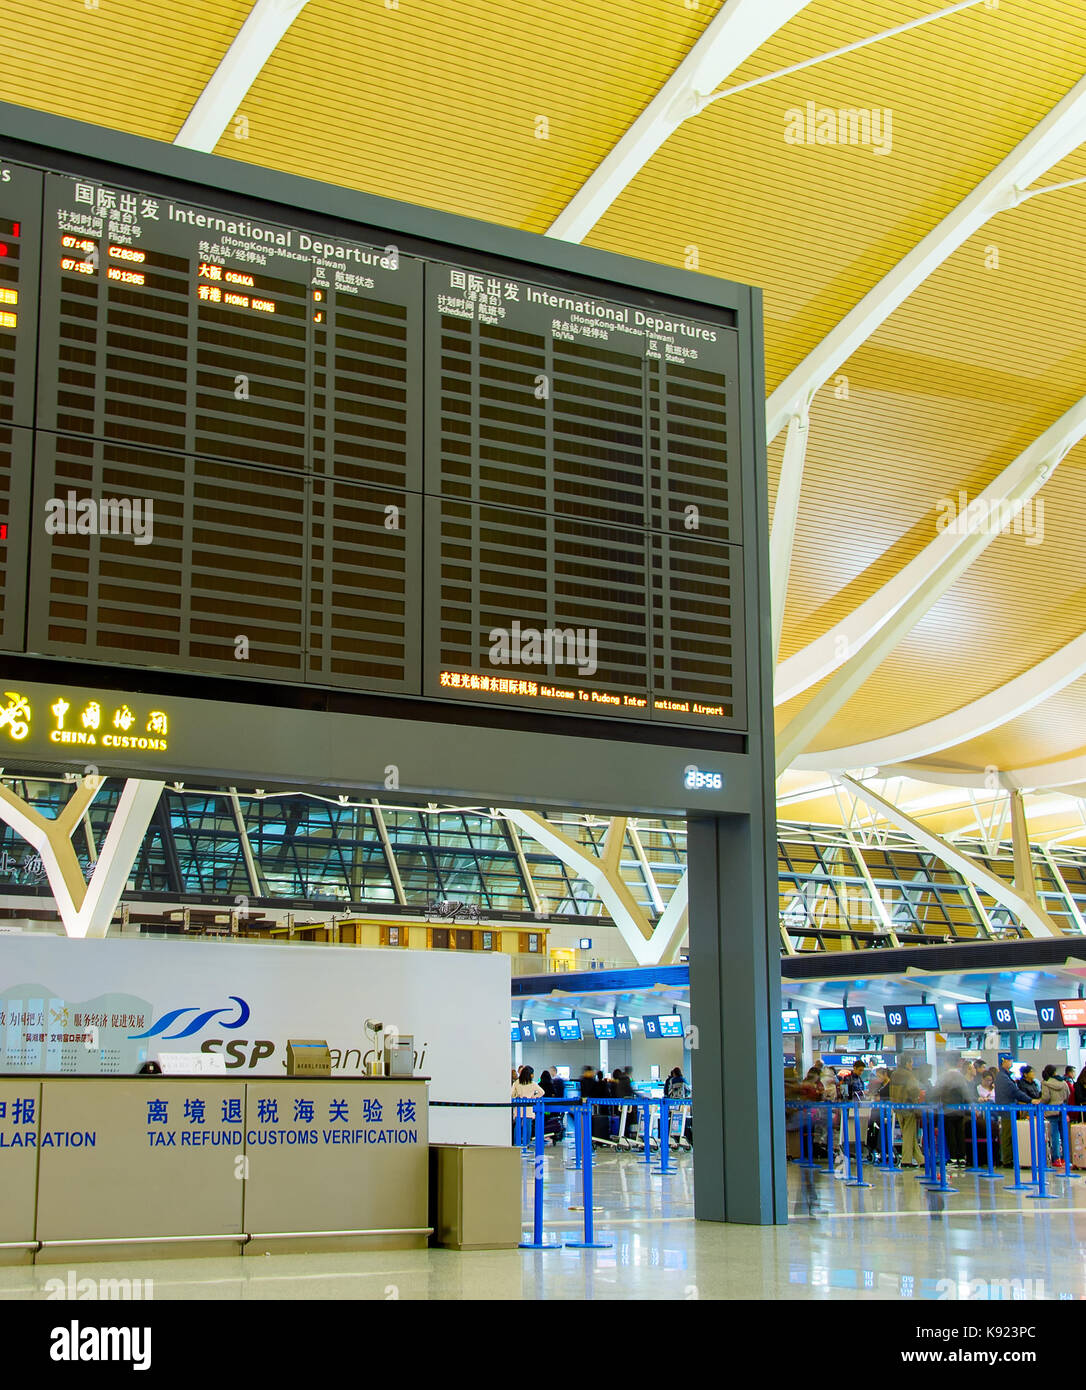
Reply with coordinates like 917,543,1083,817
684,765,723,791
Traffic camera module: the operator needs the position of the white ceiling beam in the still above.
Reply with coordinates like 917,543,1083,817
837,775,1058,938
174,0,312,152
775,433,1068,773
946,794,1072,841
1005,752,1086,793
766,71,1086,442
770,399,812,663
504,810,688,966
870,763,1086,802
792,631,1086,770
776,392,1086,706
545,0,813,243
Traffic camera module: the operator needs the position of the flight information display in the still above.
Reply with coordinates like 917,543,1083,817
0,151,746,732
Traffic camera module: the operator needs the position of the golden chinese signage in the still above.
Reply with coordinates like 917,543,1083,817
0,691,171,751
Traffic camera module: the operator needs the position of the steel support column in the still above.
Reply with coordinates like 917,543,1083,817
688,810,785,1224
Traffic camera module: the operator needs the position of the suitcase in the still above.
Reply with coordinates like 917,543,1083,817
1016,1118,1036,1169
1071,1122,1086,1171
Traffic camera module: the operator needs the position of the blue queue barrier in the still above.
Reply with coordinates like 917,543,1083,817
849,1102,872,1188
520,1100,563,1250
565,1104,612,1250
1004,1102,1035,1193
924,1105,957,1193
1031,1105,1059,1201
654,1098,673,1176
1058,1105,1084,1180
786,1098,1086,1194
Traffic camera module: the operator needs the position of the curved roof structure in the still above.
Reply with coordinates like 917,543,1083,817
5,0,1084,838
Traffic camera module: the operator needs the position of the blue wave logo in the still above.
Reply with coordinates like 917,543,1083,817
128,996,250,1040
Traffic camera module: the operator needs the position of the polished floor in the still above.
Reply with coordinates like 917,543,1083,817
3,1147,1084,1300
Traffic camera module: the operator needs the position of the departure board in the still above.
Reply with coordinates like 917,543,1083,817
0,151,747,731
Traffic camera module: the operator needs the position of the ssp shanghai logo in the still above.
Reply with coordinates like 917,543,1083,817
128,996,249,1040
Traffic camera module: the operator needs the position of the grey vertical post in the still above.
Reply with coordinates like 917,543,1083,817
686,280,783,1225
688,811,785,1224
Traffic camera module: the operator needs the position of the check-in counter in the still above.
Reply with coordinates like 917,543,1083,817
0,1076,429,1264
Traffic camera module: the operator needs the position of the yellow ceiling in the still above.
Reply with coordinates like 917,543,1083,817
0,0,251,139
215,0,722,230
1,0,1084,822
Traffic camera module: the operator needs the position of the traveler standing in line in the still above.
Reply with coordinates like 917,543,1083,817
845,1061,866,1152
1062,1065,1076,1098
978,1067,996,1101
936,1055,972,1166
890,1056,922,1167
539,1069,555,1098
865,1067,891,1160
1074,1065,1086,1109
613,1067,636,1139
550,1067,566,1099
512,1065,543,1101
512,1064,545,1142
801,1066,823,1099
994,1054,1035,1165
1041,1064,1070,1170
1019,1065,1041,1100
820,1066,840,1142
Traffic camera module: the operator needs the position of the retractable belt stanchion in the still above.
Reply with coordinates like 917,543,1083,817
981,1105,996,1179
565,1103,610,1250
838,1101,850,1180
789,1106,806,1162
848,1102,871,1188
1061,1106,1080,1179
917,1112,934,1189
928,1106,957,1193
917,1107,933,1183
878,1102,892,1169
1004,1104,1034,1193
918,1106,936,1183
1031,1106,1059,1200
964,1105,986,1175
653,1099,674,1175
519,1100,562,1250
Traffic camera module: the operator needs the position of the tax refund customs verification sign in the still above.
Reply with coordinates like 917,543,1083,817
0,935,508,1146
